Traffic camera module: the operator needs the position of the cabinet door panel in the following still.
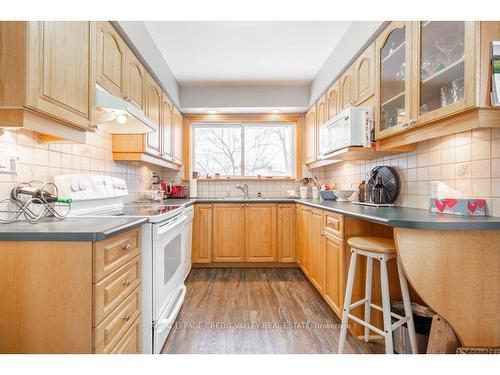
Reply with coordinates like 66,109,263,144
144,74,161,155
277,204,296,262
375,21,413,140
192,204,212,263
299,206,312,275
245,204,277,262
310,208,325,293
414,21,476,125
339,66,355,110
295,205,302,266
326,81,339,121
324,231,343,318
172,107,183,165
125,49,145,111
212,204,245,262
96,22,125,97
304,104,317,164
354,42,375,104
160,95,173,161
27,21,92,129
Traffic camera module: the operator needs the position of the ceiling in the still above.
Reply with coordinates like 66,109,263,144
144,21,351,87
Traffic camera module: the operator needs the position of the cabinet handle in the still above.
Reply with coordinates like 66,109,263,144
241,204,245,207
122,314,131,322
208,205,212,208
122,279,130,287
278,204,283,207
122,243,131,251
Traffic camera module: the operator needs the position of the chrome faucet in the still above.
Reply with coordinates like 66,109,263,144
236,184,249,198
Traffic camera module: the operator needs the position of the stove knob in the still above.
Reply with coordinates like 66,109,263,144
71,183,79,192
79,183,86,191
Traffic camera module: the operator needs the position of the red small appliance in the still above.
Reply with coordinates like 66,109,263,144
165,184,188,199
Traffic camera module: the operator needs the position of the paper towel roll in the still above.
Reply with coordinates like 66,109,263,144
189,179,198,198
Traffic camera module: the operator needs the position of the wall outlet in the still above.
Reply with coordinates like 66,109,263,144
0,151,18,174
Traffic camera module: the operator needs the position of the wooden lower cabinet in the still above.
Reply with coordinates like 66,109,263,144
324,230,344,317
0,227,142,354
192,204,213,263
212,204,246,262
193,203,294,265
277,203,296,263
245,204,277,262
299,205,312,276
309,208,326,294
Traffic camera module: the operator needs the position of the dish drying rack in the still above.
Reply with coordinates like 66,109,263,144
0,180,71,224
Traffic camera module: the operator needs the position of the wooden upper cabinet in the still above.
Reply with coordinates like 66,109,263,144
326,81,340,121
212,204,245,262
124,48,146,111
245,204,277,262
172,107,183,165
25,21,94,129
354,42,375,105
192,204,213,264
412,21,476,126
277,204,296,263
316,94,327,127
160,94,173,161
324,230,343,317
309,208,325,294
339,65,355,110
375,21,414,140
96,21,126,98
144,73,162,155
304,104,317,164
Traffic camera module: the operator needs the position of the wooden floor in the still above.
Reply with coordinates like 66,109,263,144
162,268,384,354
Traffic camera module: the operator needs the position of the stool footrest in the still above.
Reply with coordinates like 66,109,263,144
391,316,410,331
347,314,385,337
348,300,405,321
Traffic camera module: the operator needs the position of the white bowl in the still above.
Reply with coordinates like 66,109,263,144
334,189,356,202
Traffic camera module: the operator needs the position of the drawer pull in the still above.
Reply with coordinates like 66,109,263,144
122,279,130,286
122,243,131,251
122,314,131,322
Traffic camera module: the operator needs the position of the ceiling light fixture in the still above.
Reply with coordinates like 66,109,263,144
207,110,217,114
116,114,128,124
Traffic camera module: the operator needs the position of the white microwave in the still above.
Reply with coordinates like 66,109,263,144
320,107,373,156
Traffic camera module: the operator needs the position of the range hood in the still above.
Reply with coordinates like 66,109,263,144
94,85,156,134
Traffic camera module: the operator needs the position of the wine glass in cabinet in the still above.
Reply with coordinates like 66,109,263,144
375,21,413,140
413,21,476,125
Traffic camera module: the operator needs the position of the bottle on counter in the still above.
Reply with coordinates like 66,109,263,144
358,180,366,202
372,175,388,204
11,186,72,204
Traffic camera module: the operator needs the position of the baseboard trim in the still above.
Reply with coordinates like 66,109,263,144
192,262,298,268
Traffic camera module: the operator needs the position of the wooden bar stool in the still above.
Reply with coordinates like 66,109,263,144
337,236,418,354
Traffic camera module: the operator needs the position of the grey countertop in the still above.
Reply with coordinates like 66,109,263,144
2,196,499,242
190,197,500,230
0,216,147,242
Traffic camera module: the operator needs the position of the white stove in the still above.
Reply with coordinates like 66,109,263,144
54,174,193,354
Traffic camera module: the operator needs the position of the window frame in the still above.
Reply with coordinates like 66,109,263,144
184,114,303,181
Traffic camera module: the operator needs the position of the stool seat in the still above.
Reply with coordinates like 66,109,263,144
347,236,396,254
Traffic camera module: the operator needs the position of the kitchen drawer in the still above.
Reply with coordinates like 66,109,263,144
324,212,343,239
94,256,141,325
110,315,141,354
93,228,141,282
94,286,141,354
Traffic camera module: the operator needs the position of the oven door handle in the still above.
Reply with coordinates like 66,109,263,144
156,214,188,236
156,284,186,335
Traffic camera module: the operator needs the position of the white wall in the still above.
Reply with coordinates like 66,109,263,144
180,85,310,113
308,21,386,106
115,21,181,108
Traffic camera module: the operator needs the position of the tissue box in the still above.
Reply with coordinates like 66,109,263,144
429,198,487,216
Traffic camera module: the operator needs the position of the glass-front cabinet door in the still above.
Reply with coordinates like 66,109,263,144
414,21,476,124
375,21,413,140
